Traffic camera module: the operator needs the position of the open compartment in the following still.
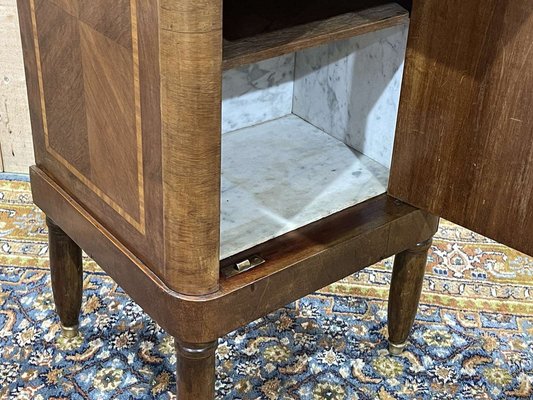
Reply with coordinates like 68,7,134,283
220,8,409,259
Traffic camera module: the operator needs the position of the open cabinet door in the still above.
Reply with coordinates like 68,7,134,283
389,0,533,256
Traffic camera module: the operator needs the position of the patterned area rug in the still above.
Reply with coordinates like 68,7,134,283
0,176,532,399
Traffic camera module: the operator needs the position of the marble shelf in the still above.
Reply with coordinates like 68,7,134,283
220,114,389,259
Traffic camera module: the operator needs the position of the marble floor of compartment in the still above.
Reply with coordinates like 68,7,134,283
220,114,390,259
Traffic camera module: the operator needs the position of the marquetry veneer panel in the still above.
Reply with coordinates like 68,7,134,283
19,0,163,273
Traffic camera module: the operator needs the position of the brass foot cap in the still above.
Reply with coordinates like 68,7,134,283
61,325,79,339
388,341,407,356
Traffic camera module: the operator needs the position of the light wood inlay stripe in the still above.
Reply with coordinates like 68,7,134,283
130,0,145,230
29,0,49,156
29,0,146,233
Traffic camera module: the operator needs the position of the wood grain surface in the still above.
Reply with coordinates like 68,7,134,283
159,0,222,295
47,216,83,331
175,341,218,400
388,238,432,347
389,0,533,257
223,3,408,70
17,0,165,276
223,0,411,40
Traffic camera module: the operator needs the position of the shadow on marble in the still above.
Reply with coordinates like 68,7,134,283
293,23,409,169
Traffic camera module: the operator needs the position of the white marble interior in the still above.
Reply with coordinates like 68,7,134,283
292,24,408,168
220,115,389,259
220,23,408,258
222,54,295,133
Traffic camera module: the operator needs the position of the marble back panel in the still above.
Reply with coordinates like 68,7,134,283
292,23,409,169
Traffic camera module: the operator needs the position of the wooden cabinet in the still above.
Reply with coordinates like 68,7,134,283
16,0,532,397
390,0,533,257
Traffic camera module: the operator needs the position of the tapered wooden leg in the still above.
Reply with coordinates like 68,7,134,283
175,340,217,399
388,238,432,355
47,217,83,338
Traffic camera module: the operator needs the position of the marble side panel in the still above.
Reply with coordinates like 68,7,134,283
292,23,409,169
222,54,295,133
221,114,389,259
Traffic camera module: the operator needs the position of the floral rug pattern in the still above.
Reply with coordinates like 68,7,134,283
0,176,531,399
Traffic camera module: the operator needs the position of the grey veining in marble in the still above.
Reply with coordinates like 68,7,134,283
222,54,295,133
220,114,389,259
292,23,409,169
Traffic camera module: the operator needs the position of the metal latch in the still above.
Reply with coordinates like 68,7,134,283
222,255,265,278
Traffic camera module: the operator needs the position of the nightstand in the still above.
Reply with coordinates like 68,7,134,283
16,0,532,398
